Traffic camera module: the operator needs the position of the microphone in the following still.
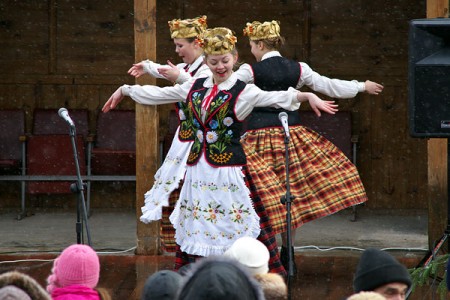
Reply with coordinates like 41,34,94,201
278,112,290,139
58,108,75,127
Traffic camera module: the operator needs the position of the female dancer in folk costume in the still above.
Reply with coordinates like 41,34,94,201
103,27,338,274
237,20,384,273
128,16,211,253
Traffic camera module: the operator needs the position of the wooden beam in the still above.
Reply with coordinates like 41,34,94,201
133,0,159,255
48,0,57,74
427,0,449,249
302,0,311,64
427,0,449,18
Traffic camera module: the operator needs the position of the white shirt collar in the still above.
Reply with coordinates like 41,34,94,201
261,51,282,61
187,55,205,72
203,72,238,91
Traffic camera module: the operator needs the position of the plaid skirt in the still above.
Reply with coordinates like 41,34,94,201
241,125,368,234
173,165,286,276
160,188,179,253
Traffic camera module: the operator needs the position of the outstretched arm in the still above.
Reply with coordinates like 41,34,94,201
297,92,338,116
363,80,384,95
300,62,384,98
128,60,171,80
157,60,181,83
128,62,146,78
102,80,194,113
102,87,124,113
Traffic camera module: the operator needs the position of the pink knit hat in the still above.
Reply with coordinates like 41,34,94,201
47,244,100,293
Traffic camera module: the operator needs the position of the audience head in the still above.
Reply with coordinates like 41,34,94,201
141,270,182,300
177,256,265,300
347,291,387,300
224,236,270,276
254,273,288,300
353,248,411,299
46,244,100,293
0,271,50,300
177,264,193,277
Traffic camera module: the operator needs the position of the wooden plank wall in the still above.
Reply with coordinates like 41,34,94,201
0,0,428,210
0,1,136,131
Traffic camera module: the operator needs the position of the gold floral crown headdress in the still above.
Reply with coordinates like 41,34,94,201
243,20,281,41
168,15,208,39
196,27,237,55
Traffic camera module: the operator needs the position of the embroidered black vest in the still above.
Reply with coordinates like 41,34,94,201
175,101,195,141
175,63,205,141
246,57,302,130
186,78,247,167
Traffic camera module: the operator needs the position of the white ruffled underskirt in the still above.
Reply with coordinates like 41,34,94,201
140,128,191,223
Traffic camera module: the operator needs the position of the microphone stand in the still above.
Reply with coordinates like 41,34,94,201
67,124,92,246
280,132,295,300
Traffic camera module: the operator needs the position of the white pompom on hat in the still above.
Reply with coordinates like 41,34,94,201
224,236,270,276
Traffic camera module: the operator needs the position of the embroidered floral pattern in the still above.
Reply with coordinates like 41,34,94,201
220,182,240,192
178,99,197,140
186,80,246,166
223,117,233,126
178,109,186,121
204,201,225,224
186,199,201,220
229,202,251,224
206,131,218,143
196,130,204,143
209,119,218,129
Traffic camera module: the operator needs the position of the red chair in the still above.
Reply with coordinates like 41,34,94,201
90,110,136,176
26,109,89,194
0,109,26,174
0,109,27,218
298,110,360,221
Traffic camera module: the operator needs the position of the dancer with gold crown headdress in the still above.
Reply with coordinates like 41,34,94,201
236,20,384,274
103,27,338,275
128,16,210,253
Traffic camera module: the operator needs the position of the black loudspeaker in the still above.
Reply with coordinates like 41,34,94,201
409,18,450,137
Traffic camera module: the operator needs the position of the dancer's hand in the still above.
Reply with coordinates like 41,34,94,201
298,92,338,116
102,87,124,113
128,62,146,78
158,60,180,83
364,80,384,95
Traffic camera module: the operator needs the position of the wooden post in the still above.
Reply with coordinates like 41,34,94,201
427,0,449,249
133,0,160,255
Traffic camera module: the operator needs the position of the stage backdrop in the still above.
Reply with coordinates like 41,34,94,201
0,0,427,211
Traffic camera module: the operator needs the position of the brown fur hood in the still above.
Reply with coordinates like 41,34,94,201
0,271,51,300
254,273,288,300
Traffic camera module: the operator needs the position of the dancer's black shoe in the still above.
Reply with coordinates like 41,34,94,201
280,246,297,276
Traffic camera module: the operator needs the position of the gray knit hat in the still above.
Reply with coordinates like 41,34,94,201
353,248,412,293
141,270,182,300
177,256,265,300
